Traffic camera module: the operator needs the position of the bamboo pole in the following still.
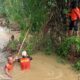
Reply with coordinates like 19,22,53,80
17,29,29,56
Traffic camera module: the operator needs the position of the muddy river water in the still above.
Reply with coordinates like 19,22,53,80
13,53,80,80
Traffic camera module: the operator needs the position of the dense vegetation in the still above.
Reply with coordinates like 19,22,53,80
0,0,80,70
0,0,64,54
57,37,80,57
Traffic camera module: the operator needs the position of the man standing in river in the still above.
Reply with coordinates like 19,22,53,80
5,56,14,78
16,51,32,70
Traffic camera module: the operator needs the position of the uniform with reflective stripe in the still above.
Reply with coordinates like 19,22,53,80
20,58,30,70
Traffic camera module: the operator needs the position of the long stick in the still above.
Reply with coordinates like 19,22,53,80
17,29,29,56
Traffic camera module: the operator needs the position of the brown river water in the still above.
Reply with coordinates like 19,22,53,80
0,27,80,80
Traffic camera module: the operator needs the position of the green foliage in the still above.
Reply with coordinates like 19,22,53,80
57,36,80,57
2,0,52,33
19,31,26,43
25,42,34,55
0,0,5,14
8,40,18,51
43,37,53,55
74,60,80,71
23,0,49,32
24,35,39,55
3,0,29,31
2,0,53,47
1,0,55,54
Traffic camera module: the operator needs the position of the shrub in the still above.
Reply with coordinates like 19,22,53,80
57,36,80,57
7,40,18,51
43,37,53,55
74,60,80,71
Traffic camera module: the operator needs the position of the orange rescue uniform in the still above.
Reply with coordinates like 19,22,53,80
69,7,80,21
20,58,30,70
5,63,13,72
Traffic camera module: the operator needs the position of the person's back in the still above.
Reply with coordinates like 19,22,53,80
20,57,31,70
18,51,32,70
70,7,80,21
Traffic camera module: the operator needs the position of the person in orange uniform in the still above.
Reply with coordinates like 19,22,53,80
5,56,14,78
17,51,32,70
68,1,80,36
